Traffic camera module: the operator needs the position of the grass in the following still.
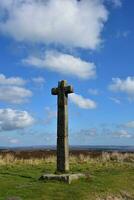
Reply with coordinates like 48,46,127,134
0,153,134,200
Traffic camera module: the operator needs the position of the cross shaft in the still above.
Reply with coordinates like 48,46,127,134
51,80,73,172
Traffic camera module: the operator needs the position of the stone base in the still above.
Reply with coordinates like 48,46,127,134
39,173,86,184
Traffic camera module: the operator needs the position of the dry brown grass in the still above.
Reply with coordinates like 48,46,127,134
97,196,127,200
70,152,134,164
0,153,56,165
0,152,133,166
101,152,134,162
97,191,134,200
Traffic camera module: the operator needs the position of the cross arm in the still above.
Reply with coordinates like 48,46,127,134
51,87,59,95
65,85,74,94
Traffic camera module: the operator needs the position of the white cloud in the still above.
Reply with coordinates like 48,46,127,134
9,138,20,144
0,0,108,49
32,77,45,85
0,74,32,104
69,93,97,109
109,97,121,104
109,77,134,100
88,88,99,95
23,51,96,79
125,121,134,129
0,86,32,104
106,0,122,8
0,73,26,85
113,129,132,138
77,128,97,137
111,0,122,7
0,108,34,131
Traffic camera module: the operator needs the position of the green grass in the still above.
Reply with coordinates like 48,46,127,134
0,161,134,200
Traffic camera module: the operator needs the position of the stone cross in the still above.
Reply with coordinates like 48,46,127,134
51,80,74,173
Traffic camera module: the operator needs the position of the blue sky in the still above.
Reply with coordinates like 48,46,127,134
0,0,134,147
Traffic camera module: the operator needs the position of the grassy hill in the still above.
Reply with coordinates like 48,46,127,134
0,152,133,200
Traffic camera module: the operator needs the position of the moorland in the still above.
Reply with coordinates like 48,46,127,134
0,149,133,200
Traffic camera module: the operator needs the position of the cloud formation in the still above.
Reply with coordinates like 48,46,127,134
113,129,132,138
0,0,108,49
109,77,134,100
109,97,121,104
106,0,122,8
69,93,97,109
24,51,96,79
0,74,32,104
32,77,45,85
125,121,134,129
111,0,122,7
8,138,20,144
88,88,99,95
0,108,34,131
0,73,26,85
0,86,32,104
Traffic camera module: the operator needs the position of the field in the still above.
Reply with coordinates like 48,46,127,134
0,150,134,200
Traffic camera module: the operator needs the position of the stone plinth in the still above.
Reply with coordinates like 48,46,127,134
39,173,86,184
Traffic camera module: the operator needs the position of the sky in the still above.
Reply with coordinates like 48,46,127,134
0,0,134,147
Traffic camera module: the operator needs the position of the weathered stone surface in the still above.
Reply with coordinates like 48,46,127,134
39,173,86,184
51,80,73,173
